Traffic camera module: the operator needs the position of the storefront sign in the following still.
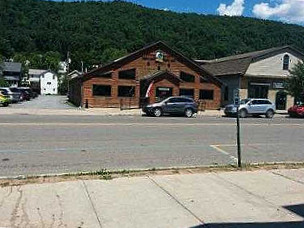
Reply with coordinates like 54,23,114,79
273,82,284,89
158,87,170,91
155,51,164,62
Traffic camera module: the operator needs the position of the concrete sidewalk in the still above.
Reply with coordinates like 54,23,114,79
0,169,303,227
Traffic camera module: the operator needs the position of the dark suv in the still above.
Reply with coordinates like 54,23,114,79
142,96,198,117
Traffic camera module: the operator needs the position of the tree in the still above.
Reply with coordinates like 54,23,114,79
58,74,69,95
0,78,9,87
286,62,304,102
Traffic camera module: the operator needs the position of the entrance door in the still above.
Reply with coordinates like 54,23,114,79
156,87,173,102
276,91,287,110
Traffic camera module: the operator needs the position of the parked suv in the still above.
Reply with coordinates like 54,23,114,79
224,98,276,118
142,96,198,117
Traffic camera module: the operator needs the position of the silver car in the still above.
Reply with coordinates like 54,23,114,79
224,98,276,118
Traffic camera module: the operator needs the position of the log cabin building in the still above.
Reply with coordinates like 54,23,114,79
69,41,223,109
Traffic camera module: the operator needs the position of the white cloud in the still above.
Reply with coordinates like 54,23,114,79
253,0,304,23
217,0,245,16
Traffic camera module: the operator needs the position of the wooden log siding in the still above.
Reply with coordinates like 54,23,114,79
71,43,222,110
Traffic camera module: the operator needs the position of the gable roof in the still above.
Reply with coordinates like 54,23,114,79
72,41,222,86
40,70,57,76
1,62,22,72
197,46,304,77
28,69,48,75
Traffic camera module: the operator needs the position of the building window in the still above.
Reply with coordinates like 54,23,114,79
118,69,136,79
283,54,290,70
200,77,208,83
179,89,194,98
118,86,135,97
224,86,229,101
180,71,195,83
92,85,111,97
200,90,214,100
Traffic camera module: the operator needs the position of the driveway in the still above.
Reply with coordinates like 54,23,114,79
11,95,74,109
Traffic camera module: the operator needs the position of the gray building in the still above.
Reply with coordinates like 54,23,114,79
0,62,22,87
197,46,304,110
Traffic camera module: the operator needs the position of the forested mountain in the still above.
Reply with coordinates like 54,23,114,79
1,0,304,71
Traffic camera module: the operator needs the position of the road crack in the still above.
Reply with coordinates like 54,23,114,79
213,173,300,219
147,175,206,227
10,186,23,228
56,193,65,227
0,186,12,208
81,180,103,228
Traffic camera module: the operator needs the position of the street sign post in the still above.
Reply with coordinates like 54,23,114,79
234,89,242,168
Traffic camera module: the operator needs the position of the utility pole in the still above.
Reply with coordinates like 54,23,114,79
234,89,242,168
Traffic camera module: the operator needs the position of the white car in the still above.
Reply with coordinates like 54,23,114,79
224,98,276,118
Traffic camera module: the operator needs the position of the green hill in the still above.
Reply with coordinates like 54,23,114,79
1,0,304,71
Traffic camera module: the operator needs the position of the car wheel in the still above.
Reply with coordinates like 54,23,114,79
239,109,247,118
185,108,193,118
3,102,8,107
153,108,162,117
265,109,274,118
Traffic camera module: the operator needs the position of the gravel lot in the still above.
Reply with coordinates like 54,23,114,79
10,95,74,109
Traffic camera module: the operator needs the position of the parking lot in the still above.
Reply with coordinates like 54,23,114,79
0,111,303,177
4,95,74,109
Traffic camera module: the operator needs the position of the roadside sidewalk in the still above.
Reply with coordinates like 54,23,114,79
0,168,303,227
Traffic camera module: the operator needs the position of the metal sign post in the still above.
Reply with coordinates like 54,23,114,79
234,89,242,168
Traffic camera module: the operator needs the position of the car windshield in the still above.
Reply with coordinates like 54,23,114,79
240,99,251,105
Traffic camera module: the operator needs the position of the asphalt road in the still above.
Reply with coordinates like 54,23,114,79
0,114,303,177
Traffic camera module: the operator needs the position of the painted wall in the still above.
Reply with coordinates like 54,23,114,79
216,75,241,106
246,52,302,78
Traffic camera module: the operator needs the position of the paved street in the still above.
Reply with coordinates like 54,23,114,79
0,112,303,177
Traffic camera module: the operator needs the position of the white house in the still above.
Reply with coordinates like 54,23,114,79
40,71,58,95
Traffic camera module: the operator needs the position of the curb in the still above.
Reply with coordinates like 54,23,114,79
1,161,304,180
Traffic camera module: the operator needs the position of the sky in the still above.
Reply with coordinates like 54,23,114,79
58,0,304,25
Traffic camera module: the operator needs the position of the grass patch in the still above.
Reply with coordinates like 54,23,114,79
1,162,304,187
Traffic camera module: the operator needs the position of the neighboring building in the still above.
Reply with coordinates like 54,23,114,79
40,71,58,95
0,62,22,87
58,61,68,74
28,69,48,93
68,70,82,79
197,46,304,110
69,41,222,109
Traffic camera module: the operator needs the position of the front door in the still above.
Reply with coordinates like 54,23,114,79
156,87,173,102
276,91,287,110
